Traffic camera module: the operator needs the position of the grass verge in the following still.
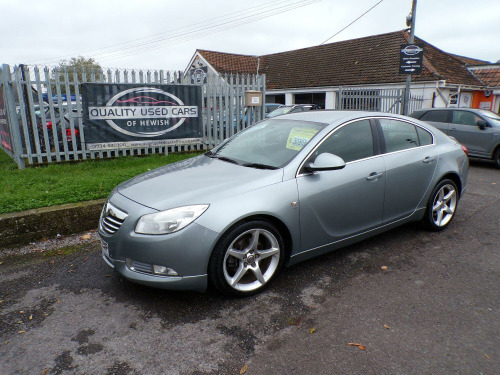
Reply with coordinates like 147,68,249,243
0,150,202,214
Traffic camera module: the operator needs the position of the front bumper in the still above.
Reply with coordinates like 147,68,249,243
102,252,208,291
99,192,219,292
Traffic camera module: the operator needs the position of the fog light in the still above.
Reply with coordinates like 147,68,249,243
153,265,178,276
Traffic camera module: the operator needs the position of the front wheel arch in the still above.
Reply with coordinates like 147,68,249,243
208,219,286,297
493,145,500,169
210,214,294,267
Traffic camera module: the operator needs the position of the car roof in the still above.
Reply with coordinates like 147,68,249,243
417,107,481,113
275,110,417,125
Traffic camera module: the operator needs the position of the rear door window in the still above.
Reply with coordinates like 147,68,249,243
379,119,419,153
416,126,433,146
420,110,449,123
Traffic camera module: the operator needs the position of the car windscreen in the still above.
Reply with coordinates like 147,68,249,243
208,119,326,168
265,105,280,114
476,109,500,121
268,107,294,117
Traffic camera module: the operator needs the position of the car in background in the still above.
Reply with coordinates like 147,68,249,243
265,103,282,116
99,111,468,296
266,104,321,118
38,103,81,150
409,108,500,168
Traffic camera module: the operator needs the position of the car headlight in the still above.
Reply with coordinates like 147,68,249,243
135,205,209,235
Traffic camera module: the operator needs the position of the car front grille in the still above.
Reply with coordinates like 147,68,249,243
100,202,128,234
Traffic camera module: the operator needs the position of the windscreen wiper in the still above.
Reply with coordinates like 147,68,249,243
242,162,278,170
217,156,240,165
204,151,240,165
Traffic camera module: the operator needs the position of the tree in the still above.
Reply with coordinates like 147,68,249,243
50,56,102,95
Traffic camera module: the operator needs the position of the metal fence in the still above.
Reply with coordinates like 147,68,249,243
0,64,265,168
337,87,424,114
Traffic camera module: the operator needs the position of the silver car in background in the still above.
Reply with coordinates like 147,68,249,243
99,111,469,296
410,108,500,168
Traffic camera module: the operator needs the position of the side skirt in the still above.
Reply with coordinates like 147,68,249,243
286,208,425,267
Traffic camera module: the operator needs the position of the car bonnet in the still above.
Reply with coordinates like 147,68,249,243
116,155,284,211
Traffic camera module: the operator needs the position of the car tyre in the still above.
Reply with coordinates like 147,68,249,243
494,148,500,169
208,220,285,297
423,179,459,231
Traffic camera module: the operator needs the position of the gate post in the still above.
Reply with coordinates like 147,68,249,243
261,73,266,120
400,88,406,115
0,64,25,168
336,86,343,109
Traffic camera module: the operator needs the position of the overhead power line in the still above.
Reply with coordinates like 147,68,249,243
97,0,321,62
30,0,321,64
320,0,384,45
30,0,293,64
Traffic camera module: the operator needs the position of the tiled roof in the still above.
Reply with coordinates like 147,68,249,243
448,53,490,66
197,30,484,89
196,50,258,75
412,33,483,87
468,65,500,87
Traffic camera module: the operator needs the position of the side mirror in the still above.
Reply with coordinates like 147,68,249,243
477,119,488,129
304,153,346,172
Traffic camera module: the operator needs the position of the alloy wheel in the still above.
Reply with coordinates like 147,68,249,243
223,228,281,292
431,184,457,227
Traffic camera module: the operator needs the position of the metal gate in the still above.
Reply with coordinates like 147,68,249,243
0,64,265,168
337,87,423,114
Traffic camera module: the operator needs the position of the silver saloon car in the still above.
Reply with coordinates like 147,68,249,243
410,108,500,168
99,111,469,297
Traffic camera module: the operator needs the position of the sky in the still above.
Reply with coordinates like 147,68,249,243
2,0,499,71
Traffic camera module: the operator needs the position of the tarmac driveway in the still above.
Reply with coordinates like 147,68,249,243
0,160,498,375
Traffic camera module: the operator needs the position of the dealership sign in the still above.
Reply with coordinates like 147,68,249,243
82,84,202,149
399,44,424,74
189,66,207,85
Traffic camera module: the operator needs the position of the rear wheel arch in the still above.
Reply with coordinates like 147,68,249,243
438,172,462,199
423,178,459,231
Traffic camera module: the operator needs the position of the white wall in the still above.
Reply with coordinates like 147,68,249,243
325,91,336,109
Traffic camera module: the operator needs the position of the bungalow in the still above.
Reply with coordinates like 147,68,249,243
184,30,495,113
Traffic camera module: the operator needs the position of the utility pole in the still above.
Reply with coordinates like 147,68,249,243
404,0,417,115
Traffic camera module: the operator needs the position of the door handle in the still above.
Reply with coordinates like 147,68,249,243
366,172,383,181
423,156,435,164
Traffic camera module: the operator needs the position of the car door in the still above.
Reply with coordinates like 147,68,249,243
419,110,451,134
377,118,438,223
449,110,493,156
297,119,385,252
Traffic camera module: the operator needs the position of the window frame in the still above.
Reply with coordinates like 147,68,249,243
374,117,435,155
451,110,484,127
297,118,381,176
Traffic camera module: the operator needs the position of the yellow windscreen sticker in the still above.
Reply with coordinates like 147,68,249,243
286,128,319,151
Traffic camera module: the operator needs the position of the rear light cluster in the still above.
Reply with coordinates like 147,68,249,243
66,129,79,137
461,145,469,156
46,121,53,130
